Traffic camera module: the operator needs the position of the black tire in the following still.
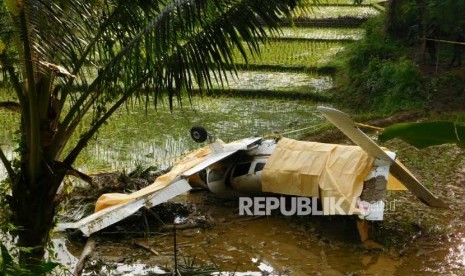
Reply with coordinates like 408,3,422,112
190,126,208,143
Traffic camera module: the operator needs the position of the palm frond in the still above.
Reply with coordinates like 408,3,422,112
54,0,296,134
85,0,295,109
2,0,301,161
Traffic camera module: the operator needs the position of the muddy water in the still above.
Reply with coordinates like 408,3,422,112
143,194,399,275
2,99,465,275
2,2,465,274
52,141,465,276
61,192,455,275
66,193,401,275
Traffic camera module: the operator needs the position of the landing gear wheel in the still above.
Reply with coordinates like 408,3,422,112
190,126,208,143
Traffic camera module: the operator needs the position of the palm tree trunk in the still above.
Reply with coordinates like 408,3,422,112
12,166,66,265
386,0,400,36
417,0,426,61
18,12,41,188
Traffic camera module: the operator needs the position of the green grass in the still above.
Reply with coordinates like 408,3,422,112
334,17,427,114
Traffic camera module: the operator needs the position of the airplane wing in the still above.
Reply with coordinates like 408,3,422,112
56,179,191,236
182,137,262,177
317,106,448,208
56,137,262,236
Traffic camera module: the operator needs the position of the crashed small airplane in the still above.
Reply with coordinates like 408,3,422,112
58,106,447,242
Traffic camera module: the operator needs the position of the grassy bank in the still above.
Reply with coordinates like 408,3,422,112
332,16,428,114
333,1,465,115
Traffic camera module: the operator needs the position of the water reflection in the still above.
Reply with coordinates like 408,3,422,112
214,71,333,92
251,257,275,273
73,97,325,172
82,262,168,275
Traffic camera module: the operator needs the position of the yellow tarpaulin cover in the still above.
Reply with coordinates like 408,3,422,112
94,137,407,213
94,145,212,212
388,173,408,190
262,138,374,214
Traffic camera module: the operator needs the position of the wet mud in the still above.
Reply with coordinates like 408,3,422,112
57,140,465,275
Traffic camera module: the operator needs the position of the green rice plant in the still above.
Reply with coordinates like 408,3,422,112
53,96,327,173
203,88,332,102
207,71,332,92
309,0,385,5
232,40,344,67
292,6,379,19
271,27,365,40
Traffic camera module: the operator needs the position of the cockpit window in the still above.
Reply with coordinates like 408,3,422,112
233,162,251,178
199,169,207,182
254,162,266,172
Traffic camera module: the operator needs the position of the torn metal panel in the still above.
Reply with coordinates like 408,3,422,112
56,179,191,236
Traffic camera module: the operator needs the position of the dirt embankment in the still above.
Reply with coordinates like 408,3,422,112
305,110,422,144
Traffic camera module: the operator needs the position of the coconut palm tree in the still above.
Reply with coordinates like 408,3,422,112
0,0,301,266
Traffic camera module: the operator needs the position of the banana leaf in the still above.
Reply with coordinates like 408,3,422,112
378,121,465,149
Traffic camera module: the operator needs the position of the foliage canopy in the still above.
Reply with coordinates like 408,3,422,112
0,0,300,265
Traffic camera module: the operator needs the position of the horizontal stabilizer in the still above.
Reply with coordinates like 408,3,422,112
317,106,448,208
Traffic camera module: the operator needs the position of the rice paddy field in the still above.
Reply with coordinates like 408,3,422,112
75,98,329,172
233,40,344,68
292,6,379,19
0,1,381,176
0,96,329,173
321,0,384,4
8,3,465,276
214,71,333,92
275,27,364,40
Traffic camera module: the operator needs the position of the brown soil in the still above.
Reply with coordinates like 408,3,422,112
304,110,422,144
419,62,465,112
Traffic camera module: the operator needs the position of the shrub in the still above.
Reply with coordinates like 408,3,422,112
335,16,427,114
